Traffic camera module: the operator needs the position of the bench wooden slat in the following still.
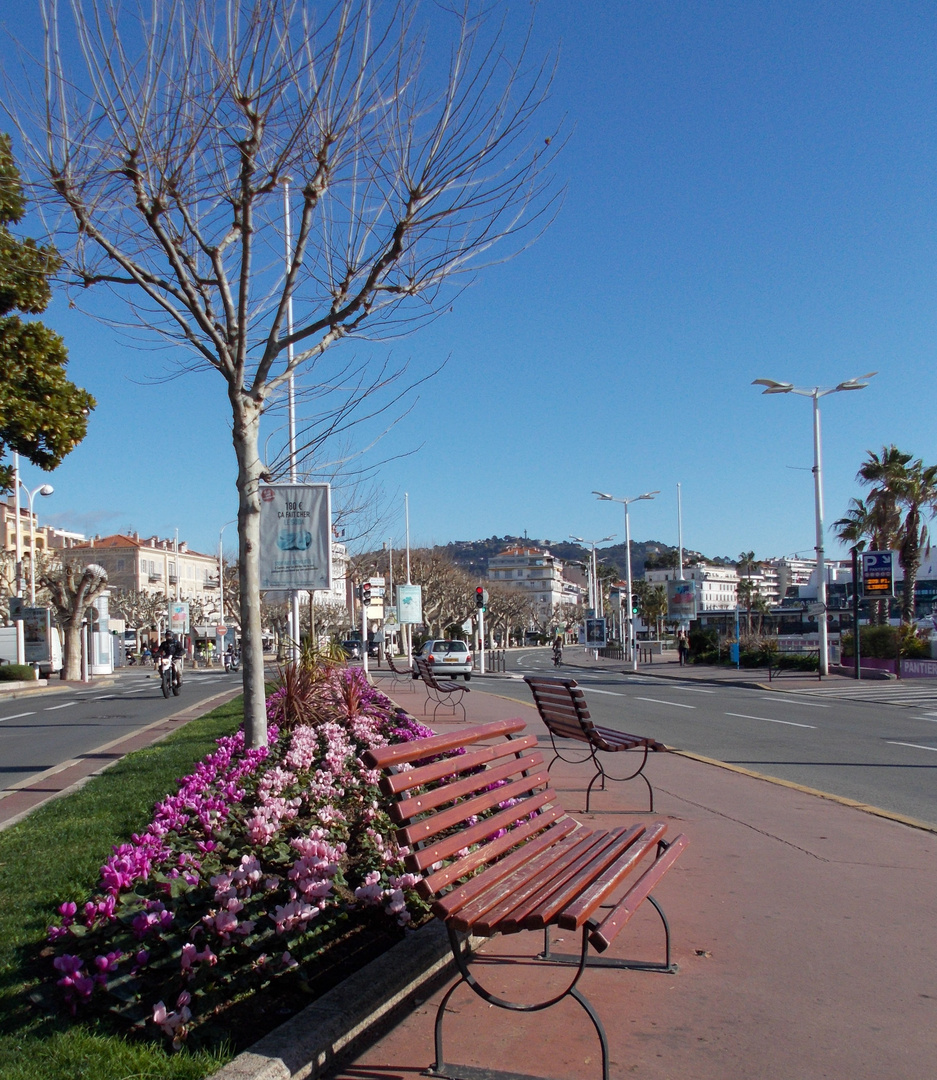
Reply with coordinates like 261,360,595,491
587,833,690,952
380,732,539,798
557,822,668,929
397,768,551,849
450,830,615,934
505,826,653,934
393,750,545,823
364,718,525,770
402,788,558,872
429,814,578,917
470,827,647,936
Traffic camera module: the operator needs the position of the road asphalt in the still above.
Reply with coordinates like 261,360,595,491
4,658,936,1079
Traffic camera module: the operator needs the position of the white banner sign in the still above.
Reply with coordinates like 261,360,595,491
396,584,423,624
259,484,332,591
667,579,698,621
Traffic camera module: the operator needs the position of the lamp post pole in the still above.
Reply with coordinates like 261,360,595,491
570,533,614,652
753,372,877,676
219,519,237,625
15,465,55,607
593,490,659,671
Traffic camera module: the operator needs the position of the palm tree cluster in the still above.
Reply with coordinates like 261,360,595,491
834,446,937,624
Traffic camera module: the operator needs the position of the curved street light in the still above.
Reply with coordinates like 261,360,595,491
752,373,877,675
569,534,615,618
19,480,54,606
593,491,659,670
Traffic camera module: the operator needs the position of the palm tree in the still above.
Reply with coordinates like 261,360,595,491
833,497,898,625
846,446,937,623
893,460,937,623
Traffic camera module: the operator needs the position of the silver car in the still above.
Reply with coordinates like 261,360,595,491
412,639,474,680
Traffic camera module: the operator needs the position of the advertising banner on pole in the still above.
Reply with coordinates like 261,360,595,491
667,579,698,621
396,584,423,624
585,617,607,648
259,484,332,591
168,601,190,636
23,606,52,666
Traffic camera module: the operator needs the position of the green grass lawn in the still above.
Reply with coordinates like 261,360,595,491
0,700,246,1080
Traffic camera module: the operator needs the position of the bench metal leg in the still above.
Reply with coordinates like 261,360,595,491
427,924,609,1080
584,746,654,814
538,892,676,974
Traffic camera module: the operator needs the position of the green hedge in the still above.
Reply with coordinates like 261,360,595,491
0,664,38,682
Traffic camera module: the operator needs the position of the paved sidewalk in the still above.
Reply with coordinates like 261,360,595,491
334,675,937,1080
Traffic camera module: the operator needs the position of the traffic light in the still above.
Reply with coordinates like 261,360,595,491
475,586,488,611
632,600,639,615
361,581,372,606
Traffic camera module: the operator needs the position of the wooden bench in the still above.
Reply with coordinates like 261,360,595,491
363,718,688,1080
414,656,469,721
524,675,667,813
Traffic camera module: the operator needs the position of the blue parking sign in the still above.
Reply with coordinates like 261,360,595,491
861,550,895,598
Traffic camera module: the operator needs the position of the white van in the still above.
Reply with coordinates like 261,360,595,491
0,622,63,677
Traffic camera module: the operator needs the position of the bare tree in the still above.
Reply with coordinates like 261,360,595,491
6,0,559,744
40,561,108,679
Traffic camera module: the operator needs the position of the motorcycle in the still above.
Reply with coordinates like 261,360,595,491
552,646,562,667
158,654,183,698
224,651,240,673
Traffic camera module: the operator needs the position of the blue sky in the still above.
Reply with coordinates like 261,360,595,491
3,1,935,566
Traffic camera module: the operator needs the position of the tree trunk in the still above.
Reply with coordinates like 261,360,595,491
232,392,268,748
62,621,83,681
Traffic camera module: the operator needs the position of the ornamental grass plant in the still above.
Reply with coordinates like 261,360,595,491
0,664,435,1080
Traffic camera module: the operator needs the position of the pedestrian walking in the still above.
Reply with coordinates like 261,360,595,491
677,631,689,666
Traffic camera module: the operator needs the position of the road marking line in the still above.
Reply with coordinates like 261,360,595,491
44,702,77,711
726,712,815,729
0,712,36,722
761,696,829,708
586,688,624,697
669,686,715,694
887,741,937,753
635,697,696,709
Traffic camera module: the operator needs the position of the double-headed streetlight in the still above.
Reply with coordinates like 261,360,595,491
569,534,615,618
752,372,876,675
593,491,659,670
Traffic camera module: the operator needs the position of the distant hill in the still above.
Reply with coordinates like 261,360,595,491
442,535,713,580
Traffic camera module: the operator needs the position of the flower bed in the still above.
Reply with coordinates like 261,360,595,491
42,666,435,1050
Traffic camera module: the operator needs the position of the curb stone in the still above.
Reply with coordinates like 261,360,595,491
209,920,464,1080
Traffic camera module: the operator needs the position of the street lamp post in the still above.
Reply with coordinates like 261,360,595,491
569,533,614,635
752,372,876,676
18,475,54,606
219,519,237,625
593,491,659,671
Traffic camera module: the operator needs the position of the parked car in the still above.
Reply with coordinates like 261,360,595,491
411,639,474,680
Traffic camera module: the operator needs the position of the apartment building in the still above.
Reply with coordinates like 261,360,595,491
488,546,570,615
67,533,220,601
645,564,739,611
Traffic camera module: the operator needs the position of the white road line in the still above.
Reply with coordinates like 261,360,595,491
586,688,625,697
887,741,937,753
635,697,696,710
44,702,77,711
0,711,36,722
761,696,829,709
726,712,815,729
93,695,118,701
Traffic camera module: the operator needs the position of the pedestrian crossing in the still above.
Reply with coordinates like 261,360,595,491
789,682,937,710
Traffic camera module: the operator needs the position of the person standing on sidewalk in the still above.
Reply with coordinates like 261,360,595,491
677,631,689,666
